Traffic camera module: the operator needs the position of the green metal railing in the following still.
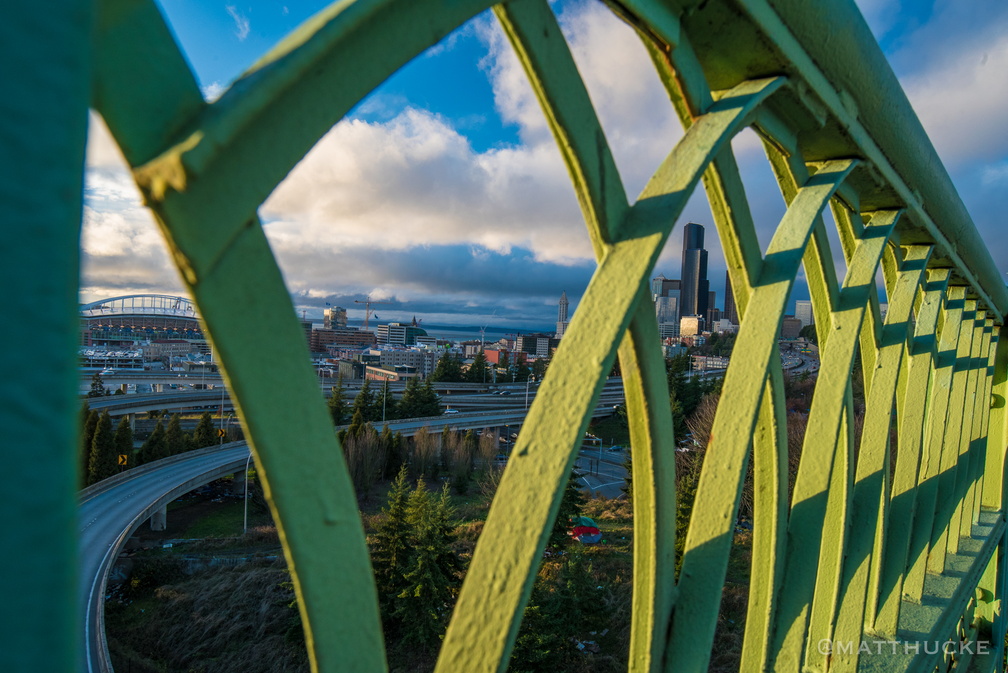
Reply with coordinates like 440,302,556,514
3,0,1007,671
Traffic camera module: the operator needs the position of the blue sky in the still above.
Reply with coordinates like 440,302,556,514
82,0,1008,329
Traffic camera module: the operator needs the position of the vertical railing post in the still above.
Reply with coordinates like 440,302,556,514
0,1,91,669
978,327,1008,660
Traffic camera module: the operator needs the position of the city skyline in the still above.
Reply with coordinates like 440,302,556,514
82,0,1008,328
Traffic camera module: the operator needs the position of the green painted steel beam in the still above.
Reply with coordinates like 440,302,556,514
669,159,857,672
770,210,893,673
721,0,1008,321
873,267,949,638
488,4,674,669
439,57,785,671
829,244,928,673
0,3,91,670
903,286,966,600
8,1,1008,671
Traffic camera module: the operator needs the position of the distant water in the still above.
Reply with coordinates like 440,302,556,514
420,324,553,341
327,320,554,343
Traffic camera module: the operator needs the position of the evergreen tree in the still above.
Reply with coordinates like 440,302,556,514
328,375,349,425
465,351,489,384
80,404,98,486
165,413,186,456
417,379,442,417
393,481,463,653
372,467,412,620
429,351,464,382
669,388,687,443
549,469,587,548
675,447,703,578
193,411,216,449
87,411,117,485
380,425,399,478
347,408,366,439
140,420,168,464
397,377,421,419
553,549,606,631
87,372,107,398
799,323,817,344
621,452,633,500
387,432,406,478
352,379,376,422
113,416,133,470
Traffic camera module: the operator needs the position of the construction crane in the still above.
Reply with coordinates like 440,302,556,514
354,296,391,331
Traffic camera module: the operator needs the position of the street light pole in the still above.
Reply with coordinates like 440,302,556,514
243,451,252,534
525,376,535,410
219,384,226,444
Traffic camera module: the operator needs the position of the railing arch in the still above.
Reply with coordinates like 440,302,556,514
3,0,1007,671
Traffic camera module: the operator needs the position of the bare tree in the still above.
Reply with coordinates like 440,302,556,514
343,424,387,501
411,426,439,480
685,392,720,449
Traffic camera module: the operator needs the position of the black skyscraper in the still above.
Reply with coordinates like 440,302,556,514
680,222,709,319
724,270,739,325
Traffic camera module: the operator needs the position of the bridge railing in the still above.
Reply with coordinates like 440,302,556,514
3,0,1007,671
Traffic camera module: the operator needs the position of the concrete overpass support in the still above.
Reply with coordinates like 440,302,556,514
150,505,167,531
232,468,246,495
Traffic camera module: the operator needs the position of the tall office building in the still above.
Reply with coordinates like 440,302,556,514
795,300,813,327
723,271,739,325
680,222,709,320
706,291,720,326
323,305,347,329
655,295,679,325
652,275,682,331
651,274,680,298
556,291,570,338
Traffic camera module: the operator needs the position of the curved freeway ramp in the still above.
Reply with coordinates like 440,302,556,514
76,396,624,671
78,443,251,673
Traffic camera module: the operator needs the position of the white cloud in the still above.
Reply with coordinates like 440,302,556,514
982,162,1008,186
226,5,251,42
83,1,1008,319
202,81,226,102
261,108,591,267
477,2,683,196
900,27,1008,168
85,112,128,170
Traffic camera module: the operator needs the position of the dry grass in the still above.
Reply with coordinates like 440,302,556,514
109,481,759,672
108,561,308,673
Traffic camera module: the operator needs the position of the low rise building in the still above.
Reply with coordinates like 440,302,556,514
375,322,429,346
680,315,705,337
515,333,556,358
780,315,802,339
366,365,419,382
311,328,377,353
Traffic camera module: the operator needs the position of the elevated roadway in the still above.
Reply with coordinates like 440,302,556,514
83,378,626,419
78,390,624,671
79,443,251,672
